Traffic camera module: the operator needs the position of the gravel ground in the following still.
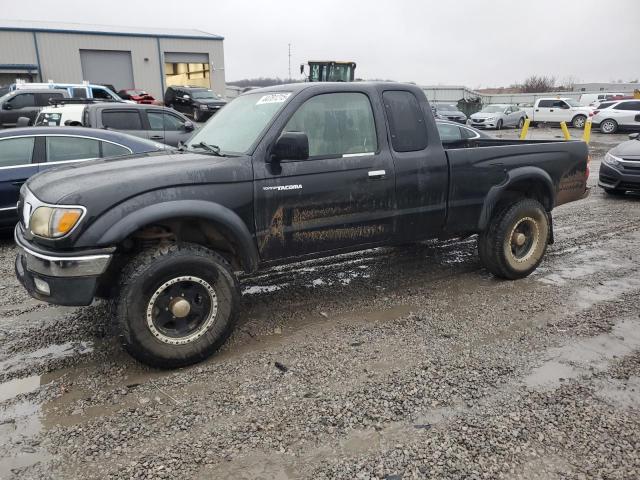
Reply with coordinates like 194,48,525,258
1,128,639,479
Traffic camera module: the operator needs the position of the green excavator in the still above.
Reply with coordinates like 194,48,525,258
300,61,357,82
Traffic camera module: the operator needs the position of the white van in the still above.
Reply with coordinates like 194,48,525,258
579,93,624,106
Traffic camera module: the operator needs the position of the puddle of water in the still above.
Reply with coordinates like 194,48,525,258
0,399,50,478
537,249,625,286
0,375,40,403
203,452,295,480
593,376,640,409
0,341,93,375
573,276,640,310
524,318,640,389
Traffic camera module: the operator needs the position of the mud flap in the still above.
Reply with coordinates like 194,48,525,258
547,211,554,245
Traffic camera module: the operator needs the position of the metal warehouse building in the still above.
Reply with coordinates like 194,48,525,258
0,19,225,99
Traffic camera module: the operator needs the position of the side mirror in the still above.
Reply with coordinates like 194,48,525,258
561,104,570,109
2,103,12,110
184,121,195,132
16,116,30,127
269,132,309,162
183,94,190,100
629,132,639,140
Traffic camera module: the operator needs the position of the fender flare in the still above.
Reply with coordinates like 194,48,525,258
96,200,259,273
478,166,555,231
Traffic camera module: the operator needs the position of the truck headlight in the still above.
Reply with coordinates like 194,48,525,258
487,117,496,121
30,206,84,238
199,104,208,110
604,152,621,167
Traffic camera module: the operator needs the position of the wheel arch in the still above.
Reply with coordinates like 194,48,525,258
478,167,555,231
95,200,259,273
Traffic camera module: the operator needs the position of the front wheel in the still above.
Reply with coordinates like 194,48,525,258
478,199,549,280
116,243,239,368
517,117,525,129
572,115,587,129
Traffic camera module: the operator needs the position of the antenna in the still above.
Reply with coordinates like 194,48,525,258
288,43,291,80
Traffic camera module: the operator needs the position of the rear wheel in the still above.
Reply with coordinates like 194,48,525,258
116,243,239,368
600,119,618,134
478,199,549,279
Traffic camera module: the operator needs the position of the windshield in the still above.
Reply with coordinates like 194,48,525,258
192,90,219,100
435,104,458,111
186,92,291,155
566,99,580,107
36,112,62,126
480,105,507,113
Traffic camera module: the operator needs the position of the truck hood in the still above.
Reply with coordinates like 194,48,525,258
195,99,227,107
26,150,252,206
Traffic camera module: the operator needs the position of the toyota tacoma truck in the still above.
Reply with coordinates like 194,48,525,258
14,83,590,368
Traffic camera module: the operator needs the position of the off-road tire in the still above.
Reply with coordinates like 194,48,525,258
572,115,587,129
478,199,549,280
116,243,239,368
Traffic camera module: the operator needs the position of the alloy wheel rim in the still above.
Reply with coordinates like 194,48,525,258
146,276,218,345
506,216,540,264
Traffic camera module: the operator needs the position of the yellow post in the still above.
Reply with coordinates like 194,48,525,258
582,119,592,144
519,118,530,140
559,121,571,140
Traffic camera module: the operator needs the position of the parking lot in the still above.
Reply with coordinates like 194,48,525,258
0,126,638,479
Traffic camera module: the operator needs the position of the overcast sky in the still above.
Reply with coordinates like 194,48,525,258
11,0,640,87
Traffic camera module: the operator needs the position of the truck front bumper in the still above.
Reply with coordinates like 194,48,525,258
14,226,114,306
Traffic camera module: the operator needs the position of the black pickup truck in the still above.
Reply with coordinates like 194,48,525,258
14,82,589,368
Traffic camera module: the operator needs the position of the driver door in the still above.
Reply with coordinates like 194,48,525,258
253,91,396,260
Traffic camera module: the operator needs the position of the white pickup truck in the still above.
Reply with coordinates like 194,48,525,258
524,98,593,128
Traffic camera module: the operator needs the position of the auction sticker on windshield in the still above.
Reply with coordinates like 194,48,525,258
256,93,291,105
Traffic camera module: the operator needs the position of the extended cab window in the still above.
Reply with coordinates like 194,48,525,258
92,88,114,100
437,123,462,142
147,111,185,131
383,91,428,152
537,100,554,108
36,93,64,107
283,92,377,158
72,88,88,99
7,93,35,109
0,137,35,166
46,136,100,162
102,110,143,130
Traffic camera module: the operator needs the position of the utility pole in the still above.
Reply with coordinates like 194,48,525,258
288,43,291,80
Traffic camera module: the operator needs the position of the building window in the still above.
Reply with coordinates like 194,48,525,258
165,62,210,88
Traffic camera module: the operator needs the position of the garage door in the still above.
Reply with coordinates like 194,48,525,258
164,52,210,64
80,50,134,90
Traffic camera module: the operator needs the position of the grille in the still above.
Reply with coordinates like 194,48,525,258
474,119,485,123
619,181,640,190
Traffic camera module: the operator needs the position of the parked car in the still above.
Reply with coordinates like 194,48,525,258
34,103,195,146
0,89,70,128
591,99,640,134
118,89,158,105
436,119,492,144
468,104,527,130
579,93,625,106
164,86,227,122
431,103,467,124
524,98,593,128
14,82,589,368
598,133,640,195
12,82,124,102
0,127,165,229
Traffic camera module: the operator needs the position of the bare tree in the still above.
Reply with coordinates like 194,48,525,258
519,75,557,93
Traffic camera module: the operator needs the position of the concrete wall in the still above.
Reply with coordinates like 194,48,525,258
0,30,225,99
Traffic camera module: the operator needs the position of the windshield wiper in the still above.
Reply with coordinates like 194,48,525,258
189,141,226,157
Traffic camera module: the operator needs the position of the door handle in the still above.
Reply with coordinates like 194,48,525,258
535,109,539,112
368,170,386,179
150,135,163,140
550,109,554,112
